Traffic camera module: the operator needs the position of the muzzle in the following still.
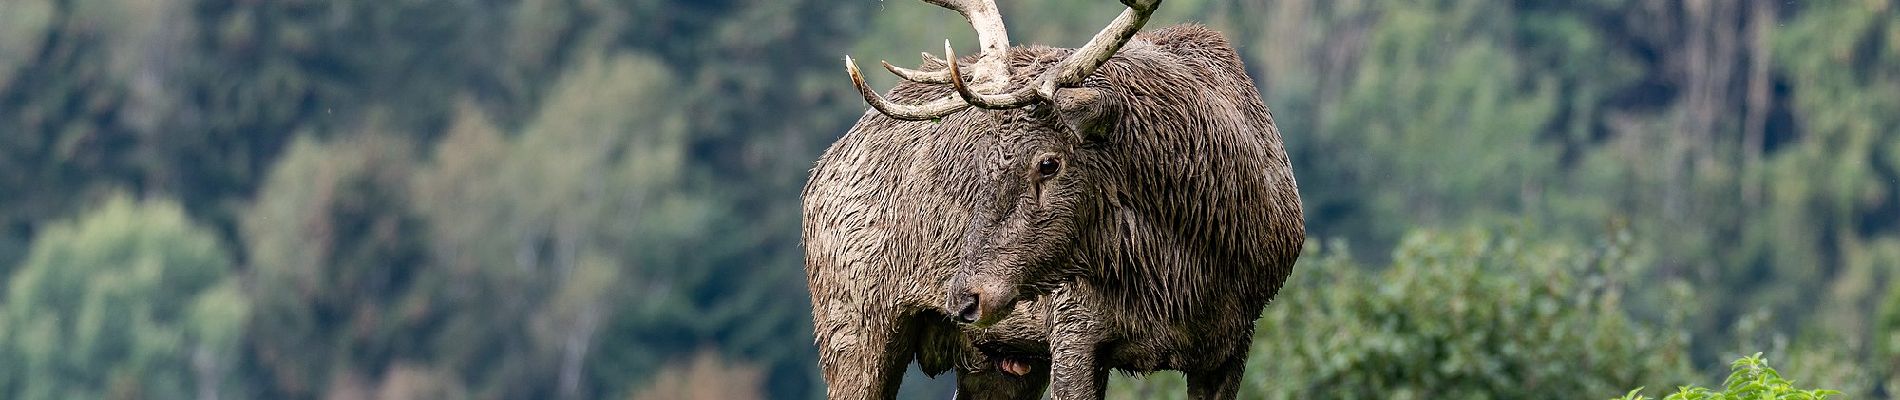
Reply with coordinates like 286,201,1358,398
948,275,1017,326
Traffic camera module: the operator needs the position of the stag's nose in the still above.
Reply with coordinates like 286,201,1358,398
952,290,981,324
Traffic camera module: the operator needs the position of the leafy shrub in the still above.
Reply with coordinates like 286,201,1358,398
1109,226,1694,399
1613,353,1839,400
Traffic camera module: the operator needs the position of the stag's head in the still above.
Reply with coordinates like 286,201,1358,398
845,0,1162,326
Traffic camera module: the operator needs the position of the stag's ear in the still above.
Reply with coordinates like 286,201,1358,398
1052,88,1118,142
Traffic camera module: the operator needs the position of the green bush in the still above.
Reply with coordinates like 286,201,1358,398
1613,353,1839,400
1109,226,1694,399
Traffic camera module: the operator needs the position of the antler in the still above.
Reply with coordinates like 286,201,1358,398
845,0,1012,120
846,0,1163,120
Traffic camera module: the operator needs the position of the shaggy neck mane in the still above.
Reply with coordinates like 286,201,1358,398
1082,26,1302,324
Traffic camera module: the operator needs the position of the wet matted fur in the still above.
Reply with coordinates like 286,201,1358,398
803,25,1303,399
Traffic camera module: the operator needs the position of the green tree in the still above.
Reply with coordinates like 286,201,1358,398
1774,0,1900,349
240,132,447,399
413,52,820,398
1180,2,1900,385
169,0,517,228
410,54,681,399
0,195,249,400
1165,0,1564,257
0,0,200,271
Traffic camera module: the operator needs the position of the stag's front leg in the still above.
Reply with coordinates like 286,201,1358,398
1047,286,1108,400
1186,359,1246,400
815,313,914,400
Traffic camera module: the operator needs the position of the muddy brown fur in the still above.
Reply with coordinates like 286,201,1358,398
803,25,1303,399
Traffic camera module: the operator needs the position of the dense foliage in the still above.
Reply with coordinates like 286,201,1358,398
1108,227,1698,399
1,0,1896,398
0,196,246,399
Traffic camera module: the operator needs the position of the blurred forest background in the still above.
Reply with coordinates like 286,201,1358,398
0,0,1896,398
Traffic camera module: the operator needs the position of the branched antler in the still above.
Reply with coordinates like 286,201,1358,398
845,0,1163,121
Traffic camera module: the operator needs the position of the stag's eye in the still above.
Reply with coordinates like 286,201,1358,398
1036,157,1061,179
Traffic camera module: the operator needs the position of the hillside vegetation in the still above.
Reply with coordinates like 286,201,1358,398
0,0,1893,398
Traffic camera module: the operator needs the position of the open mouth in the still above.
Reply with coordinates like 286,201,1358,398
997,357,1033,376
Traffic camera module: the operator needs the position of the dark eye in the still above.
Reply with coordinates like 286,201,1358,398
1036,157,1061,178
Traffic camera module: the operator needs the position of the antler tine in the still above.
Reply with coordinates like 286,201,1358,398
872,51,959,84
847,56,970,120
881,60,953,84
